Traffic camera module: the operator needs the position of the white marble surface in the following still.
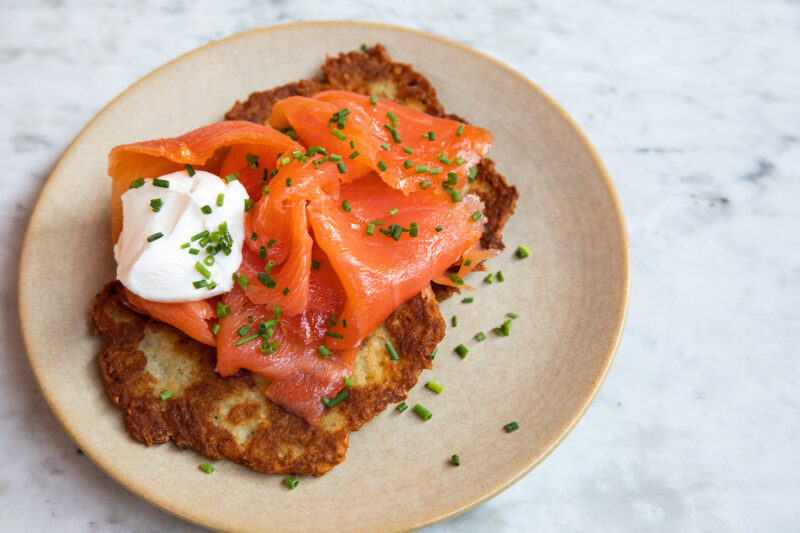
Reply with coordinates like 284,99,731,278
2,0,799,531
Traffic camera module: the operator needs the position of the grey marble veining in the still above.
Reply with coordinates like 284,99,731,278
2,0,799,531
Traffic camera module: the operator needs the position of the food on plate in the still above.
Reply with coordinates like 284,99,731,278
93,44,518,475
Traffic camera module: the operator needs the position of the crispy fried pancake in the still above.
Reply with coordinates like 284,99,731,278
96,44,515,475
94,281,443,475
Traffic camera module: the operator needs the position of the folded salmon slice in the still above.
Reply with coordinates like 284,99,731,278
270,90,493,195
124,288,217,346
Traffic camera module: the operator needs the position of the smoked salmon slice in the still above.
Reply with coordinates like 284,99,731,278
124,287,217,346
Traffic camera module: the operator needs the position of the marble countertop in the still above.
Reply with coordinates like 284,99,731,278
2,1,798,531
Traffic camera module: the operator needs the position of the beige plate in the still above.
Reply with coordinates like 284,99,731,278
19,21,629,533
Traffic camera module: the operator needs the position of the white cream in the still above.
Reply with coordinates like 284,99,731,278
114,170,249,302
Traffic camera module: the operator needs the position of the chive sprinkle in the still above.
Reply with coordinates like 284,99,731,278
452,454,461,466
516,245,531,259
507,312,519,319
397,401,408,412
377,160,387,171
380,142,390,151
264,259,276,272
456,124,465,136
462,297,474,303
468,167,478,181
284,476,299,489
476,332,487,342
449,273,464,286
335,161,347,174
246,152,259,170
343,376,354,388
203,255,215,266
285,177,292,187
426,131,436,141
237,274,250,290
150,198,163,212
497,270,505,282
409,222,418,238
326,331,344,339
257,273,276,289
369,96,378,106
329,154,342,162
449,188,462,203
404,159,413,169
384,124,402,143
435,225,443,232
366,223,376,236
504,421,520,433
413,404,432,421
484,273,495,284
471,210,483,221
211,323,220,335
446,172,458,185
341,200,352,213
404,146,414,154
454,156,466,165
452,315,458,327
349,150,360,159
259,246,267,259
195,261,211,279
273,305,281,318
153,178,169,188
282,287,290,296
184,163,196,176
426,381,443,394
216,301,231,318
216,193,225,206
429,168,441,175
159,389,171,401
328,314,338,326
331,129,347,141
438,153,451,165
267,238,276,248
420,180,431,189
192,280,207,288
430,347,438,360
414,165,428,174
455,344,469,358
146,232,163,242
129,177,145,188
237,324,251,337
281,156,290,166
385,341,399,360
233,333,259,346
244,198,253,211
201,205,212,214
200,462,214,474
321,391,348,408
224,172,239,183
388,207,398,216
180,242,191,249
311,259,321,271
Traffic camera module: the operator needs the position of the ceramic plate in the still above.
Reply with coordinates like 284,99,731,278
19,21,629,533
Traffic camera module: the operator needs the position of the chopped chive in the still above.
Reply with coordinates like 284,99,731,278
237,324,251,337
246,152,259,170
244,198,254,212
449,188,462,203
464,260,473,266
224,172,239,183
413,404,432,421
419,180,431,190
328,154,342,162
321,391,348,408
211,323,220,335
264,259,276,272
507,312,519,319
426,381,443,394
192,279,208,289
471,210,483,221
385,341,399,360
403,146,414,154
497,270,505,282
284,476,298,489
452,315,458,327
454,156,466,165
233,333,259,346
282,287,290,296
452,454,461,466
285,177,292,187
371,220,386,225
504,421,520,433
195,261,211,279
337,161,347,174
250,232,257,241
159,389,171,401
149,198,163,212
456,124,465,136
331,129,347,141
129,177,145,188
257,272,276,289
183,163,196,177
200,205,212,214
267,238,276,248
377,160,387,172
326,331,344,339
391,224,402,240
216,193,224,207
462,297,474,303
341,199,352,213
409,222,418,238
317,346,332,358
200,462,214,474
516,245,531,259
237,274,250,290
437,153,451,165
476,332,487,342
397,401,408,412
386,110,399,127
153,178,169,188
328,314,338,327
349,150,360,159
384,124,402,143
259,246,267,259
281,156,291,166
366,223,376,235
435,225,443,232
262,185,270,195
403,159,413,169
291,150,302,159
369,95,378,105
430,347,438,360
388,208,398,216
426,131,436,141
449,273,464,286
468,167,478,181
343,376,354,388
380,142,390,151
428,168,441,175
311,259,321,271
216,301,231,318
203,255,215,266
455,344,469,358
180,242,191,249
484,273,495,284
446,172,458,185
273,305,281,318
414,165,428,174
146,232,163,242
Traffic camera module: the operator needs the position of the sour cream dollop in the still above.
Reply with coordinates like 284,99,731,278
114,170,249,302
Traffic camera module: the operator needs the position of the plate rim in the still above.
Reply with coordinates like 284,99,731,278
18,20,630,532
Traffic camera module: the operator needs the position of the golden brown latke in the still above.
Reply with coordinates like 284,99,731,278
93,282,443,476
225,43,519,300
